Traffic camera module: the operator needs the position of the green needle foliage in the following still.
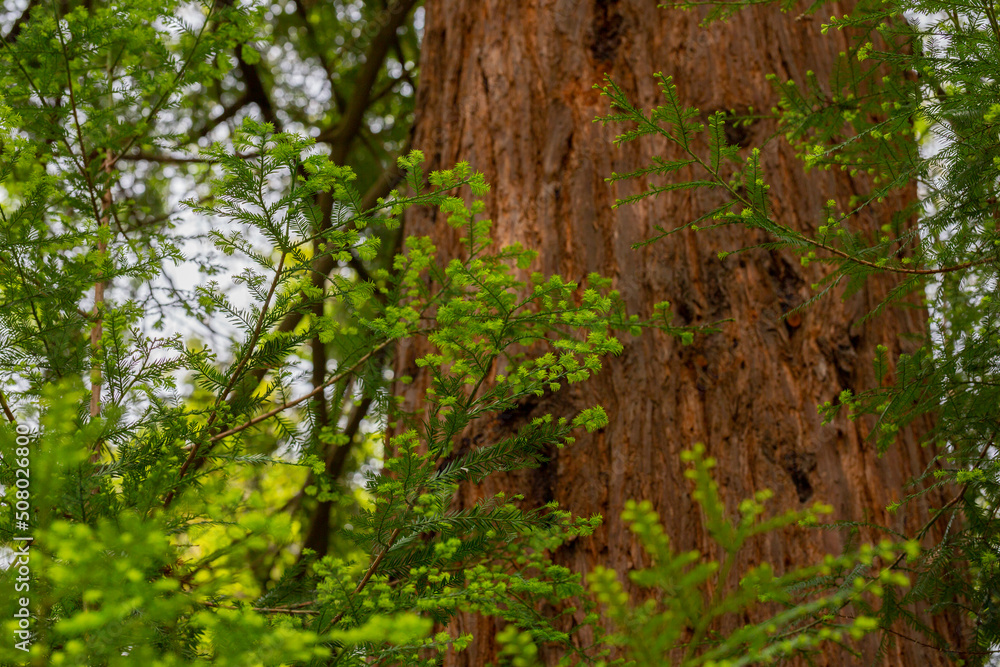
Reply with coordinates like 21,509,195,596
0,96,628,660
589,446,912,667
596,0,1000,660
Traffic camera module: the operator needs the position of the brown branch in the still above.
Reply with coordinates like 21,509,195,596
53,17,107,427
207,340,390,445
117,150,259,166
51,2,113,441
310,231,331,449
89,152,113,428
54,13,105,229
809,239,998,276
361,150,408,211
321,523,404,634
834,613,995,656
185,91,250,144
236,51,280,129
118,151,221,165
160,73,406,503
0,389,15,424
292,0,342,114
390,34,416,90
164,250,289,507
203,601,319,615
300,394,375,558
327,0,419,165
888,430,997,572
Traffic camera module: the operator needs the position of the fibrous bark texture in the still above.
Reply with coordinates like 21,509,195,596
397,1,969,663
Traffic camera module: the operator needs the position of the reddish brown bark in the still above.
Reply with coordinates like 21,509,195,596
397,1,969,664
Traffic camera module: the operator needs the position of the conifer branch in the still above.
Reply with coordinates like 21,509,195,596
327,0,419,165
118,151,236,165
301,394,375,557
0,389,15,424
207,340,390,445
834,612,996,656
982,0,1000,45
168,250,290,500
887,430,997,573
322,522,406,634
53,6,104,226
88,153,113,426
235,49,281,129
204,601,319,615
106,0,219,172
291,0,340,109
51,2,112,426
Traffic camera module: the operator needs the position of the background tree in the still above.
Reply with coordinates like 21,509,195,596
396,1,969,664
1,0,424,566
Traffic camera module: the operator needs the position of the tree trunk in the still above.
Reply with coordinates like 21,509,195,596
397,1,969,664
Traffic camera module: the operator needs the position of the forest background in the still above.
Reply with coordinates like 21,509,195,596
0,0,997,665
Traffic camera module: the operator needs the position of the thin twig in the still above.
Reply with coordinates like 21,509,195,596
89,153,113,426
327,0,419,165
321,523,404,633
208,340,390,444
835,612,996,655
166,250,289,504
0,390,16,424
203,601,319,615
106,0,220,171
118,151,222,165
887,430,997,573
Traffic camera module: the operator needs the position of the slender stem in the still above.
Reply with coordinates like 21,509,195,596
89,0,119,431
203,601,319,615
683,550,736,662
0,389,16,424
887,431,997,572
169,250,289,498
0,0,35,44
51,1,105,225
208,341,391,444
89,152,113,426
807,239,996,276
321,524,404,634
836,611,996,655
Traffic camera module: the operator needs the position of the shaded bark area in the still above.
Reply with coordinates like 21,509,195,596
397,1,969,664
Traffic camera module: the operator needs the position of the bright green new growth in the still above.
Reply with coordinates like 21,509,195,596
0,104,624,662
589,446,911,667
